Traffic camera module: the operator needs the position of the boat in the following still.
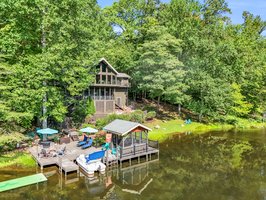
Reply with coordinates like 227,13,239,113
76,150,106,176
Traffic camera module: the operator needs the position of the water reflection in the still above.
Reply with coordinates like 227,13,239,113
1,129,266,200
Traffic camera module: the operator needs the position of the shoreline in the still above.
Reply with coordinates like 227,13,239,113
145,119,265,142
0,119,265,169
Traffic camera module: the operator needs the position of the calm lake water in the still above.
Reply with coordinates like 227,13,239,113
1,129,266,200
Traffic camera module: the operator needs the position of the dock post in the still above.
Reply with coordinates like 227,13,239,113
129,158,131,166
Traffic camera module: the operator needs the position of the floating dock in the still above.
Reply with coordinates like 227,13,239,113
0,173,47,192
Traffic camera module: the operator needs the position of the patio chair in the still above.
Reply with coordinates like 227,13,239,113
39,149,50,158
58,146,66,156
102,143,110,151
81,139,93,149
77,135,88,147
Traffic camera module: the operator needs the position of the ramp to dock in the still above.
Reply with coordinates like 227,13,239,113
0,173,47,192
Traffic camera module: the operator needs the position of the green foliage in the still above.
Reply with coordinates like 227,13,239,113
0,0,265,133
96,110,147,128
231,141,253,169
229,83,252,117
0,152,35,168
0,133,29,152
72,98,96,124
134,25,189,105
130,110,146,123
146,111,156,120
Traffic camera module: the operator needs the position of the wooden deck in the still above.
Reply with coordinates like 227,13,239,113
29,140,159,174
29,142,101,174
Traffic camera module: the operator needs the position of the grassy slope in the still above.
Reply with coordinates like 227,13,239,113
0,152,35,168
136,99,265,142
145,119,265,142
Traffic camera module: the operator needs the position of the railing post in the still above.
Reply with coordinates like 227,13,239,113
133,145,135,155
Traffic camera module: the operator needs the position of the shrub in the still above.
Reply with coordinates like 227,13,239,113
130,110,145,123
146,111,156,120
0,132,29,152
96,110,147,128
93,133,106,147
72,98,96,124
96,113,131,128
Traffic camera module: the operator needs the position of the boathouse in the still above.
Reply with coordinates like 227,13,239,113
103,119,159,166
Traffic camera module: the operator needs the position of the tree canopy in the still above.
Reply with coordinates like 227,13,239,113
0,0,265,131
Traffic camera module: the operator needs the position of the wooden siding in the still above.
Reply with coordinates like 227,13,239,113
94,100,115,114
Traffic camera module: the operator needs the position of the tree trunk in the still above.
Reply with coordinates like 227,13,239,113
178,104,181,115
41,9,48,129
157,96,160,106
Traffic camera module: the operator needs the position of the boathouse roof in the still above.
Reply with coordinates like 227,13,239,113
103,119,151,136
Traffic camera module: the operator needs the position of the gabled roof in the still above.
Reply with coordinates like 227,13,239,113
117,73,131,78
99,58,131,78
103,119,152,136
99,58,119,74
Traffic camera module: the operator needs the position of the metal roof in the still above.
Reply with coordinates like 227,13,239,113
117,73,131,79
103,119,151,136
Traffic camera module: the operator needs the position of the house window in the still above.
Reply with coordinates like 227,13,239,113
102,75,106,84
102,63,107,72
96,75,100,84
101,88,105,100
107,75,111,84
112,76,116,85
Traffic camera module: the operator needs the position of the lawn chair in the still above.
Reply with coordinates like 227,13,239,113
39,149,50,158
58,146,66,155
81,139,93,149
102,143,110,151
77,135,88,147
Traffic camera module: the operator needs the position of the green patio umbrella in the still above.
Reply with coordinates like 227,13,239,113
79,127,98,134
37,128,58,141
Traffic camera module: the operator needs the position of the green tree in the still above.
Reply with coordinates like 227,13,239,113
134,26,188,105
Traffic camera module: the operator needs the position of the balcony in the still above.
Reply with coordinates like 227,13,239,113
91,82,130,88
91,95,114,100
92,78,130,88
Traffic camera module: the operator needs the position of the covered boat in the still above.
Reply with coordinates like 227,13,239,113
76,150,106,176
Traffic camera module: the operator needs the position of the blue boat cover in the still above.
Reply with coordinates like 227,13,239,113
86,150,105,163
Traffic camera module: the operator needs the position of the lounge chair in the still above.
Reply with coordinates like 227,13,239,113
77,135,88,147
81,139,93,149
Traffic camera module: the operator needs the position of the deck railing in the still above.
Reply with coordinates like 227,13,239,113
119,140,159,159
148,139,159,149
91,95,114,100
92,81,130,87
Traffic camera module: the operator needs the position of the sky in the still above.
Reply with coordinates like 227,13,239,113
97,0,266,25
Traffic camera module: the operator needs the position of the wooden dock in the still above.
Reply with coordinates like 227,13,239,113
0,173,47,192
29,140,159,175
29,142,101,175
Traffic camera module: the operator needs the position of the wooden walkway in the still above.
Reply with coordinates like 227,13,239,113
29,142,101,174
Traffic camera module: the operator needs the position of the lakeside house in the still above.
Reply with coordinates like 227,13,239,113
86,58,131,116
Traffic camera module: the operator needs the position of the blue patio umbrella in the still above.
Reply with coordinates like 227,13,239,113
37,128,58,141
79,127,98,134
